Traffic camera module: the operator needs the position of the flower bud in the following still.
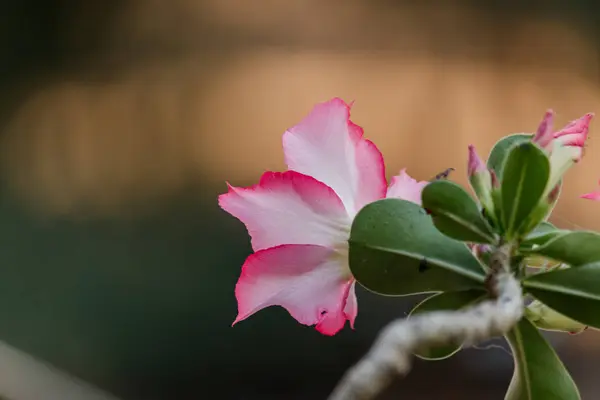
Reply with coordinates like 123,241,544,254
467,145,495,220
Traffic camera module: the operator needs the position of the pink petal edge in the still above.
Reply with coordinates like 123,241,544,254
233,244,355,336
581,180,600,201
581,192,600,201
386,168,428,206
532,109,555,149
554,113,594,149
218,171,351,251
282,98,387,216
342,280,358,329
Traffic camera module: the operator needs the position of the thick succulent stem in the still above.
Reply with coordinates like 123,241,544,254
328,244,523,400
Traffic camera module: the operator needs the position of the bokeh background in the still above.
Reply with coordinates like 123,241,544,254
0,0,599,399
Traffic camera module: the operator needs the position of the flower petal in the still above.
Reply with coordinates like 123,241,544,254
553,113,594,159
342,280,358,329
581,192,600,201
219,171,350,251
283,98,387,216
233,244,355,336
532,109,555,150
386,168,428,205
581,180,600,201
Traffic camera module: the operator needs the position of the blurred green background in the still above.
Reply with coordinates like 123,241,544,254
0,1,599,399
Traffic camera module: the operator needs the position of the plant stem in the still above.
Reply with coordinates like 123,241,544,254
328,244,523,400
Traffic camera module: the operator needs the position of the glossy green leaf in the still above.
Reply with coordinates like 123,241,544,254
501,142,550,239
523,262,600,329
519,179,562,235
521,231,600,267
518,202,552,240
521,222,563,248
409,290,487,359
531,221,557,233
487,133,532,179
520,223,566,269
505,317,580,400
421,181,496,244
349,199,486,296
491,187,504,231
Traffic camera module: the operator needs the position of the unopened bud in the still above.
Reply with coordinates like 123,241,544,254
467,145,495,220
468,145,486,177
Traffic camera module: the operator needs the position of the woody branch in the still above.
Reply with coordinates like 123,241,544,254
328,244,523,400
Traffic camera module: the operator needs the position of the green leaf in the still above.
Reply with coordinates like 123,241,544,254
421,181,496,244
505,317,580,400
518,202,553,240
520,223,566,269
521,222,563,247
532,221,557,233
349,199,486,296
521,230,600,267
491,187,504,231
409,290,487,360
487,133,532,179
501,142,550,239
523,262,600,329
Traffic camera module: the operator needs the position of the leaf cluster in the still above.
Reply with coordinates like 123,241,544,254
349,135,595,399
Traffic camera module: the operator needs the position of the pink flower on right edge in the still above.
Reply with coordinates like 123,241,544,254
531,109,600,205
531,110,594,193
581,182,600,201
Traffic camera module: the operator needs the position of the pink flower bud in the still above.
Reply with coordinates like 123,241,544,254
467,145,486,177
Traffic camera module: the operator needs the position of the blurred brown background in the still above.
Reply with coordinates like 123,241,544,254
0,0,599,399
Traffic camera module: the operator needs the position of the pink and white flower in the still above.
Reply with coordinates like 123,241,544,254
218,98,427,335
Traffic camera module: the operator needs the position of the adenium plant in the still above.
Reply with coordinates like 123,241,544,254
220,98,598,399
